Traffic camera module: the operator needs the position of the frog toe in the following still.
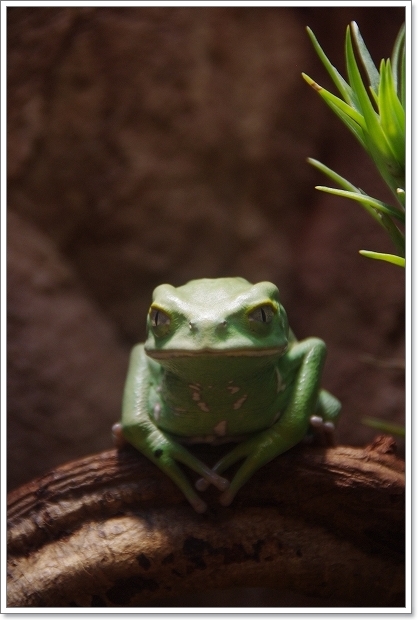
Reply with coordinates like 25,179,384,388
309,415,324,427
308,415,337,447
219,488,235,507
190,497,208,514
214,475,230,492
195,474,229,492
112,422,127,448
195,477,209,491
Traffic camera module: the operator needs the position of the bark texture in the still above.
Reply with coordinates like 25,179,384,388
7,437,405,608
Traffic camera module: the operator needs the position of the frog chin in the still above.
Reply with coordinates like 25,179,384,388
146,345,286,360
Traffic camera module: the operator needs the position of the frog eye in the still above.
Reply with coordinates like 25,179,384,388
149,307,171,335
248,304,274,324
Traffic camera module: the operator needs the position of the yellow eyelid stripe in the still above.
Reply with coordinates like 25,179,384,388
149,304,170,316
246,301,278,316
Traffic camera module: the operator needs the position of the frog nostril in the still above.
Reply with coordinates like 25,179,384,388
189,319,227,333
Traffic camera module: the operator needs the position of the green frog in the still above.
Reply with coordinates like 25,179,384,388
114,278,341,512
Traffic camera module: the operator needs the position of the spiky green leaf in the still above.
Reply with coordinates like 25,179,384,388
308,158,360,192
376,213,405,257
378,59,405,167
305,27,354,105
362,416,405,435
391,23,406,98
350,21,380,93
315,186,404,223
324,99,367,149
359,251,405,267
400,36,406,108
345,26,397,169
302,73,366,128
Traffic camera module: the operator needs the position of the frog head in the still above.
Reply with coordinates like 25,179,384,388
144,278,289,372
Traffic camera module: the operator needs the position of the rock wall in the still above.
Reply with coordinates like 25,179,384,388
7,6,405,489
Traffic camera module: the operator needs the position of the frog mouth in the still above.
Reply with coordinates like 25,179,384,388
146,346,286,359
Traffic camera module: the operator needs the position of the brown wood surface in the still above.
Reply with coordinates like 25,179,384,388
7,437,405,608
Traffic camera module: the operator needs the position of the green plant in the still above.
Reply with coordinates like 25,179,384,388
362,416,405,437
302,22,405,267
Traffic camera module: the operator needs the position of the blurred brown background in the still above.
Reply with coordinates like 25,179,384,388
7,6,405,491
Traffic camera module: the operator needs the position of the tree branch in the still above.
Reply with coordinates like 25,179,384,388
7,437,405,608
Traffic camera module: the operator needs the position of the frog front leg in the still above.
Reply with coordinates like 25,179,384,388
120,344,229,513
201,337,333,506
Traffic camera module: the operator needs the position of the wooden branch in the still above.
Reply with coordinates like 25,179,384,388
7,437,405,608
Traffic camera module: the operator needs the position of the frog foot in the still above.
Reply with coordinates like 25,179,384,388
195,478,236,506
308,415,336,447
